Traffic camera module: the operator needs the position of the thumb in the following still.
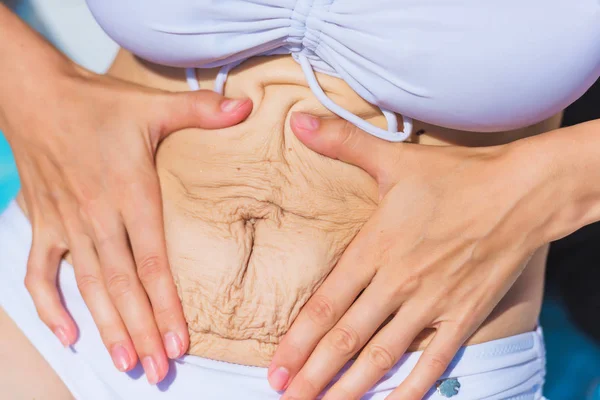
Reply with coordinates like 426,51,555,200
290,112,398,181
152,90,253,141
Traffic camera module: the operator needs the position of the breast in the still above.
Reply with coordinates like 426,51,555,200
88,0,600,135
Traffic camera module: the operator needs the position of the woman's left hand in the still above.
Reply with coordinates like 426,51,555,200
268,112,558,399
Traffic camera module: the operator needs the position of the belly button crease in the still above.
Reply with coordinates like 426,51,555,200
230,217,257,289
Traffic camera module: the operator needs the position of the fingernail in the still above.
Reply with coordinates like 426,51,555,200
164,332,183,359
220,98,247,113
292,112,320,132
54,326,70,347
111,344,130,372
142,356,159,385
268,366,290,391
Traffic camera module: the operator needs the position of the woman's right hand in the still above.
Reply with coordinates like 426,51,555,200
0,60,253,384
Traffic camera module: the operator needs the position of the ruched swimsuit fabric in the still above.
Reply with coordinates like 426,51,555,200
1,201,547,399
85,0,600,140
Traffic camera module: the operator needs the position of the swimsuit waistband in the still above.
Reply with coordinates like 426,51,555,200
0,200,546,399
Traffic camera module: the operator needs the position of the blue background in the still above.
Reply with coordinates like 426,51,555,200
0,134,19,211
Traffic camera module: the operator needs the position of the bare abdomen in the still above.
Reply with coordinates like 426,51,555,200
105,51,554,366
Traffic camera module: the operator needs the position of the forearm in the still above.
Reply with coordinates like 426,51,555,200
0,4,76,132
514,118,600,244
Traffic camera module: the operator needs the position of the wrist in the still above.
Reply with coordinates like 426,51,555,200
509,120,600,244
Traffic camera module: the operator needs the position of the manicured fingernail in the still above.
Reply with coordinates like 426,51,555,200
164,332,183,359
53,327,70,347
111,344,130,372
221,98,248,113
292,112,320,131
142,356,159,385
268,366,290,391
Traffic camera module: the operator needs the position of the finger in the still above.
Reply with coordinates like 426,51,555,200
290,112,399,181
282,272,401,400
120,177,189,360
387,325,465,400
24,223,77,347
69,231,137,372
90,208,169,385
152,90,253,140
57,197,138,372
269,236,378,391
322,304,430,400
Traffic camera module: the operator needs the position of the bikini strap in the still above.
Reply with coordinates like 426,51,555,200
187,57,413,143
298,54,412,142
186,60,246,94
186,68,200,91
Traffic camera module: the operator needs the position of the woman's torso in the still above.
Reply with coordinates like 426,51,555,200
69,50,557,366
77,0,600,366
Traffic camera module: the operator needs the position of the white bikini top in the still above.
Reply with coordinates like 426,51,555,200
86,0,600,141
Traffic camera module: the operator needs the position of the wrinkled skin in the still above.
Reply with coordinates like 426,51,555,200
155,65,380,364
7,50,556,397
113,54,552,371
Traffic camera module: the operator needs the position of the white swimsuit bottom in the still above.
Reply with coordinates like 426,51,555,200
0,201,547,400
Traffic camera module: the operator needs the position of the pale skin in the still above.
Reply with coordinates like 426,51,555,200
2,3,600,398
0,5,253,385
268,114,600,399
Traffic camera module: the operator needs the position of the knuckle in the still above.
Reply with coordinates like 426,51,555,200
338,122,361,151
47,185,67,204
275,336,306,366
151,293,183,325
305,294,336,327
23,271,41,295
328,325,360,356
366,343,396,371
185,92,210,118
339,120,358,142
136,253,166,284
33,225,69,255
426,351,451,373
90,221,120,250
76,273,103,294
153,305,178,325
471,239,494,263
75,187,103,218
105,271,134,299
38,222,69,248
83,205,113,241
291,373,320,397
